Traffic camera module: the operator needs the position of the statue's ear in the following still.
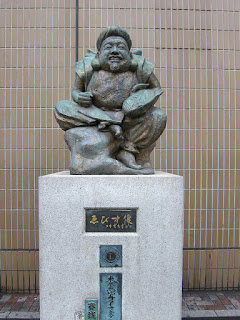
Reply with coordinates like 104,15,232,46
91,53,101,70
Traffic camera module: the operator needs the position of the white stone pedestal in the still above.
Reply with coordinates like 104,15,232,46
39,171,184,320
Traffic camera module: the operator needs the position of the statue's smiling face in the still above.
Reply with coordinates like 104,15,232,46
99,36,132,73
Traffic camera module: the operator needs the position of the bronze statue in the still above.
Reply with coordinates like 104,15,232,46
55,25,167,174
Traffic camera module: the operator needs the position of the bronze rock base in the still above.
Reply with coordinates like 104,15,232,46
64,127,154,175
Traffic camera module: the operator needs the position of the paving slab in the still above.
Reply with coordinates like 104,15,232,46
0,308,11,313
0,297,11,303
6,312,39,319
225,304,235,310
228,297,240,309
215,309,240,317
0,313,10,319
195,300,214,306
16,299,27,304
207,293,219,301
182,310,217,317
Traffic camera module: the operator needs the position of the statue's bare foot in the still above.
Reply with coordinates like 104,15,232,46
116,150,142,170
98,121,109,131
123,141,139,154
109,125,124,141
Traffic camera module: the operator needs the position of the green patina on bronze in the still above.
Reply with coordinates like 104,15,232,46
55,25,167,174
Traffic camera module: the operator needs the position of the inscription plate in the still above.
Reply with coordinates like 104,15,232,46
85,208,137,232
86,299,98,320
100,273,122,320
100,245,122,268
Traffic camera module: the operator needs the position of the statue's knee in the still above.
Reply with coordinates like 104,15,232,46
55,100,68,114
151,107,167,125
160,110,167,126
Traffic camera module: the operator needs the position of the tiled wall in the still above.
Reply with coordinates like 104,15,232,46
0,0,239,292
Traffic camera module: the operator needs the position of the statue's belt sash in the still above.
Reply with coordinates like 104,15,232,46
77,105,124,124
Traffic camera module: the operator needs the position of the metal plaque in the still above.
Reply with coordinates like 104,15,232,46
100,245,122,268
86,299,98,320
100,273,122,320
85,208,137,232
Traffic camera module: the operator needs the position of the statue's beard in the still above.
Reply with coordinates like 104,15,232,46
109,61,124,72
99,57,131,73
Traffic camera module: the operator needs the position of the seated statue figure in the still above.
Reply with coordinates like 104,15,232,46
55,25,167,174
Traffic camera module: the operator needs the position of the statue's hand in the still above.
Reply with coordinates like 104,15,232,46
131,83,149,94
78,92,93,107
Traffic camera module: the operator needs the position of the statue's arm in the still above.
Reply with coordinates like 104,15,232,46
72,74,84,102
72,74,93,107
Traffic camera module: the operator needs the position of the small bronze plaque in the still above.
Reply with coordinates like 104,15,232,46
85,208,137,232
100,245,122,268
85,299,98,320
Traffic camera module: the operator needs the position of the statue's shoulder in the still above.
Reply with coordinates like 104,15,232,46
132,49,155,83
73,49,96,81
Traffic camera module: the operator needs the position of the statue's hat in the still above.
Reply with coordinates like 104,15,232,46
96,25,132,51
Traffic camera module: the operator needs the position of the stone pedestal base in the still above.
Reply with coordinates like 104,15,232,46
39,171,184,320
